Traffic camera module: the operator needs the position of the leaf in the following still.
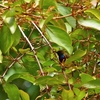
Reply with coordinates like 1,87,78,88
35,76,63,85
39,0,57,9
70,29,87,40
19,90,30,100
77,90,85,100
19,48,30,54
24,0,31,3
7,72,35,83
83,79,100,89
85,9,100,21
57,4,76,28
66,49,86,64
78,18,100,30
73,88,80,96
0,50,3,63
80,73,94,84
3,83,20,100
2,9,16,18
0,24,13,53
39,14,53,29
12,26,21,46
46,25,73,54
22,55,39,76
4,17,17,34
61,89,74,100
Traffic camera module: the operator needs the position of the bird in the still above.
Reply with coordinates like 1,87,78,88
56,50,66,63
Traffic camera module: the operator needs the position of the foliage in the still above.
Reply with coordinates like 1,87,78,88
0,0,100,100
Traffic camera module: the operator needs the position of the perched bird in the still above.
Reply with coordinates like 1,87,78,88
57,50,66,63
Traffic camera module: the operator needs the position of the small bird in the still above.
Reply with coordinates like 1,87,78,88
57,50,66,63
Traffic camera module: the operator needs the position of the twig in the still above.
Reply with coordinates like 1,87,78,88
31,21,53,50
18,25,50,94
0,54,24,83
93,60,98,74
62,70,71,90
18,25,45,76
53,13,72,19
31,21,57,58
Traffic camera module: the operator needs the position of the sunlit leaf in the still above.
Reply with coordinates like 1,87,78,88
80,73,94,84
78,18,100,30
3,83,20,100
40,0,57,9
39,14,53,29
24,0,31,3
85,9,100,21
46,25,73,54
12,26,21,46
57,4,76,28
83,79,100,89
7,72,35,83
61,89,74,100
4,17,17,34
0,24,13,53
19,48,30,54
19,90,30,100
66,49,86,64
35,76,63,85
0,50,3,63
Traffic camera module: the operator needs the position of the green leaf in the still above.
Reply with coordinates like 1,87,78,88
39,0,57,9
7,72,35,83
2,9,16,18
0,50,3,63
73,88,80,96
39,14,53,29
73,88,85,100
12,26,21,46
35,76,63,85
66,49,86,64
0,24,13,53
22,55,39,76
4,17,17,34
70,29,87,40
57,4,76,28
46,25,73,54
78,18,100,30
3,83,20,100
83,79,100,89
61,89,74,100
19,90,30,100
80,73,94,84
24,0,31,3
77,90,85,100
19,48,30,54
85,9,100,21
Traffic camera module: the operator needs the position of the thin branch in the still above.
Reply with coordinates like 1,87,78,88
53,13,72,19
31,21,57,58
31,21,53,50
62,70,71,90
18,25,45,76
0,54,24,83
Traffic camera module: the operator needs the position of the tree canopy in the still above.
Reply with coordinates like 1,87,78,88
0,0,100,100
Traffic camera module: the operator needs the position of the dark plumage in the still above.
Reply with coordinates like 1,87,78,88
57,50,66,63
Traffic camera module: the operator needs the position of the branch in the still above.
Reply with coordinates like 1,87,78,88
31,21,57,58
18,25,45,76
53,13,72,19
0,55,24,83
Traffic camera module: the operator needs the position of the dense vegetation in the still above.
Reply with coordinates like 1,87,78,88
0,0,100,100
